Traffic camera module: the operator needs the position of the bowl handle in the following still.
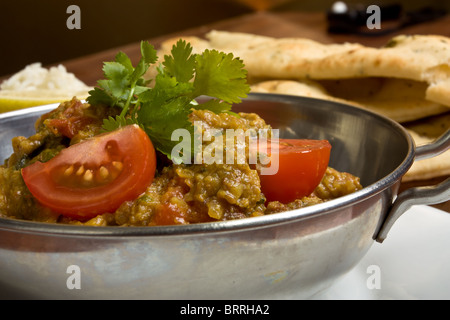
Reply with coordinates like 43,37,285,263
376,129,450,243
415,129,450,161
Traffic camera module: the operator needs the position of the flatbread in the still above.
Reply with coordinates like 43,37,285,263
158,31,363,78
250,78,449,122
205,31,450,107
158,31,450,116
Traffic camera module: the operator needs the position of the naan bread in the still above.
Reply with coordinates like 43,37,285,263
205,31,450,108
251,78,449,122
158,31,450,116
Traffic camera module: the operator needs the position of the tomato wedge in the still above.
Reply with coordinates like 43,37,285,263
22,125,156,220
257,139,331,204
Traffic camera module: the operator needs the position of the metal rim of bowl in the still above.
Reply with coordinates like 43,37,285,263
0,93,415,237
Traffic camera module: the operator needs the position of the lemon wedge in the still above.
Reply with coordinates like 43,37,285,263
0,89,90,113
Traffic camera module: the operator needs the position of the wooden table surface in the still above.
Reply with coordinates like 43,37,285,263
6,10,450,212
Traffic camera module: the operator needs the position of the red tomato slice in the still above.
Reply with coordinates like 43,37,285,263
22,125,156,220
44,98,102,139
153,186,189,226
257,139,331,203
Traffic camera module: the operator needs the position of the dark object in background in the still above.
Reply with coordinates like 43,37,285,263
327,1,447,36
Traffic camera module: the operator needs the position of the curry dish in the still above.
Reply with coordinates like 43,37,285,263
0,40,363,226
0,98,362,226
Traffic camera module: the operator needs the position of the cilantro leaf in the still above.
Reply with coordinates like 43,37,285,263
141,41,158,65
163,39,196,82
139,96,194,160
114,51,134,73
87,41,156,112
193,99,232,114
192,50,249,103
139,71,194,106
87,39,250,162
87,86,114,107
102,115,138,132
101,62,130,106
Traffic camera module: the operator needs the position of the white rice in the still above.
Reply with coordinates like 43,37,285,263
0,63,91,92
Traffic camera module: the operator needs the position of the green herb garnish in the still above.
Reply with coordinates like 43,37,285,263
87,39,250,160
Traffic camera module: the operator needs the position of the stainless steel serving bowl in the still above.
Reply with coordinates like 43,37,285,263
0,93,449,299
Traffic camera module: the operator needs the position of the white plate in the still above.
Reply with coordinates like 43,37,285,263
314,205,450,300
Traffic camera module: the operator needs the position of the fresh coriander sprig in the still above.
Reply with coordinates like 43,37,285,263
87,39,250,160
87,41,157,118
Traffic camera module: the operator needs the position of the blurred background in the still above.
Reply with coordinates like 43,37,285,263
0,0,448,78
